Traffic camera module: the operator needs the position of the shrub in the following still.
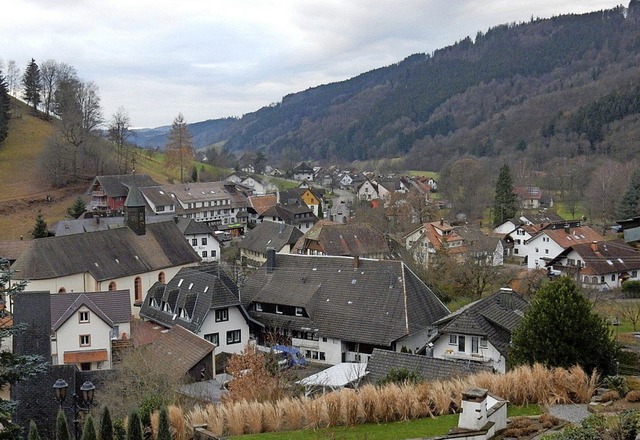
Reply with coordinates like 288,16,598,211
626,390,640,402
602,375,629,396
622,281,640,298
599,390,620,402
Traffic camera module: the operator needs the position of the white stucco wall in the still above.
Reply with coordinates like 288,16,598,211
198,306,249,354
293,336,343,365
432,332,504,373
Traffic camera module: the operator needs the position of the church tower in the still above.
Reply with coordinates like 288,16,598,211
124,180,146,235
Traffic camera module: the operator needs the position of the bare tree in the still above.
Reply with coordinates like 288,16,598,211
164,113,194,183
586,160,631,234
40,60,76,118
108,107,131,174
6,60,20,98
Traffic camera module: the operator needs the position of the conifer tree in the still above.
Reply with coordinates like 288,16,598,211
27,420,41,440
492,164,518,226
156,408,172,440
31,211,48,239
99,407,114,440
56,410,71,440
510,276,618,375
22,58,41,114
616,168,640,220
82,415,98,440
67,196,87,219
0,69,9,146
164,113,194,183
126,411,143,440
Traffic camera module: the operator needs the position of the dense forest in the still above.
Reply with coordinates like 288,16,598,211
133,2,640,172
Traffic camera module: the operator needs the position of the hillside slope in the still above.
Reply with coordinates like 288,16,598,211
133,3,640,169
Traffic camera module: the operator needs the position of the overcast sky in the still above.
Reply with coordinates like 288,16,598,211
1,1,624,128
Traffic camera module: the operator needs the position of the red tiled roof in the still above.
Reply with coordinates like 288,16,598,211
248,194,277,215
544,226,604,249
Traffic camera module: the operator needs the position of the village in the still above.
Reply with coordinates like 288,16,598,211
2,161,640,438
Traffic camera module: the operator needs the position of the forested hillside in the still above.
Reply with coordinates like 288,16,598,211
135,2,640,170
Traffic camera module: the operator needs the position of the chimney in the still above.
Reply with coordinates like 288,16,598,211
96,215,100,224
591,241,598,252
353,255,360,269
564,224,570,234
266,247,276,273
440,218,444,226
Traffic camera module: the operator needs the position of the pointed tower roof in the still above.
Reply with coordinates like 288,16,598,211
124,180,146,208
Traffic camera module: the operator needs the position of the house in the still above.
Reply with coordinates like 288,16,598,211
246,194,278,225
356,179,391,201
239,221,303,268
140,265,259,354
456,226,504,266
524,221,604,269
87,174,159,212
50,290,132,371
12,193,201,316
546,240,640,290
161,181,251,237
292,162,314,181
404,219,466,267
428,288,528,373
258,203,318,233
513,186,543,209
279,186,325,218
242,252,450,365
498,212,567,261
226,173,274,196
292,221,397,259
339,173,353,188
176,218,221,262
366,348,492,384
144,325,217,381
138,186,177,215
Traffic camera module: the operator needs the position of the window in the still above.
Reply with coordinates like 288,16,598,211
535,248,539,253
276,305,283,314
545,249,549,255
191,238,198,246
633,271,638,278
449,334,457,345
108,281,117,291
158,272,165,283
202,237,208,246
202,251,208,258
80,335,91,347
295,307,303,317
204,333,219,346
480,337,488,348
58,287,67,293
212,250,217,257
134,277,142,303
157,205,165,212
457,335,466,353
471,336,479,354
612,274,616,281
79,311,89,323
255,303,263,312
319,352,326,361
215,308,229,322
226,329,241,344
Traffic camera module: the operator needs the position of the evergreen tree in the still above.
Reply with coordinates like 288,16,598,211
27,420,41,440
0,69,9,146
31,211,48,239
99,407,114,440
67,196,87,219
56,410,71,440
22,59,41,114
616,168,640,220
164,113,194,183
82,415,97,440
493,164,518,226
156,408,172,440
510,276,618,375
126,411,143,440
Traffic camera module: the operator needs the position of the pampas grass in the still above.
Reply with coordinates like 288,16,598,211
182,363,597,436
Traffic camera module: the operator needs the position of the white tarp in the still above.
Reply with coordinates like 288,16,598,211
297,362,368,393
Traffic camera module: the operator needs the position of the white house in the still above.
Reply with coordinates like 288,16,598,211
50,290,132,371
175,218,221,262
140,265,261,354
292,162,315,181
428,289,528,373
546,240,640,290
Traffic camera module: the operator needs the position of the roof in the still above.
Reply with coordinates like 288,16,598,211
530,224,604,248
239,221,303,254
433,289,528,356
0,240,33,262
175,218,215,236
50,290,132,331
139,186,177,208
248,194,277,215
162,181,250,206
124,181,146,207
293,222,391,257
513,186,542,200
50,214,176,236
366,349,492,384
139,264,254,333
144,325,215,376
548,240,640,275
243,254,449,347
297,363,368,388
13,222,201,281
259,204,317,226
89,174,159,197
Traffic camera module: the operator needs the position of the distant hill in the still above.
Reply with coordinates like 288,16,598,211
132,3,640,170
131,117,237,150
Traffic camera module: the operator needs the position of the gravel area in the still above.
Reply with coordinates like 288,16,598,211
546,404,591,425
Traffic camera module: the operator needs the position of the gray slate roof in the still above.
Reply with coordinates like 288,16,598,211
243,254,450,347
50,290,132,331
89,174,159,197
13,222,201,281
140,264,253,333
239,221,303,253
434,290,528,355
366,348,493,384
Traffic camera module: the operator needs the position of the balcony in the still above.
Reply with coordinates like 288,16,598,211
293,338,319,350
443,350,492,363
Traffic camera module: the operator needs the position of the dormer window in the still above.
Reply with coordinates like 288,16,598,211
255,303,263,312
79,311,90,323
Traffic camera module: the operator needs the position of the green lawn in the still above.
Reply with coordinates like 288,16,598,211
234,405,540,439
